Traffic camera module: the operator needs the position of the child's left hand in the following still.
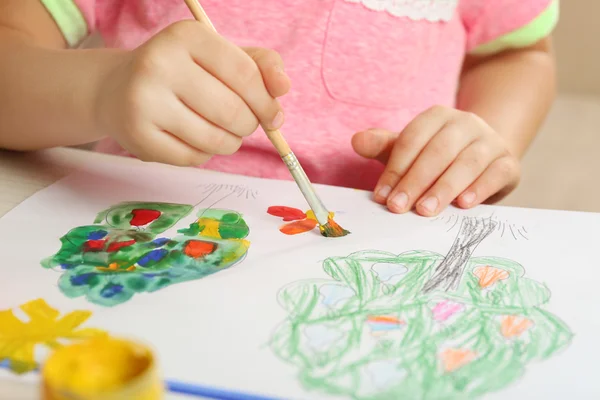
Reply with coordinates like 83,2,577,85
352,105,521,216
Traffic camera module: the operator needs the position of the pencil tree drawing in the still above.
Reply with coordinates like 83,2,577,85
270,216,573,399
41,185,252,307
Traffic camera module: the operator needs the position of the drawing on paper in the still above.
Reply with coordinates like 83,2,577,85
267,206,339,235
270,216,573,399
42,190,251,307
0,299,106,374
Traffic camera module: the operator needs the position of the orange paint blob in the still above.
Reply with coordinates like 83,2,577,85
501,315,533,338
267,206,307,221
367,315,403,324
473,266,509,288
280,219,318,235
184,240,216,258
441,348,477,372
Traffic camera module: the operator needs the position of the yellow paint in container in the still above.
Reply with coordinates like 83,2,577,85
41,336,163,400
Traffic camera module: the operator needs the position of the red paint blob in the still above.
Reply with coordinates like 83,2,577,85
107,239,136,253
184,240,217,258
267,206,307,221
83,239,106,252
130,209,162,227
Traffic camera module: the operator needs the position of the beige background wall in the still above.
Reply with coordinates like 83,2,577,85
555,1,599,95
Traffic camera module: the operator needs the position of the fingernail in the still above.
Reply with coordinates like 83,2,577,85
390,192,408,211
461,191,476,205
375,185,391,199
271,111,284,129
419,196,439,214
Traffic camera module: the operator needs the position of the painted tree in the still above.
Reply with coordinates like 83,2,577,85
270,217,573,399
42,202,250,307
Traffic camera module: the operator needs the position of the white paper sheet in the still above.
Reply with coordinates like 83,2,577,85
0,158,598,399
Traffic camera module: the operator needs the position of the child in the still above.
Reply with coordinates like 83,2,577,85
0,0,559,216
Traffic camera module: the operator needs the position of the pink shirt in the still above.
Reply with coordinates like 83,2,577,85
46,0,557,190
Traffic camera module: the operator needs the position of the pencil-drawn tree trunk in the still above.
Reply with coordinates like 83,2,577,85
422,216,497,293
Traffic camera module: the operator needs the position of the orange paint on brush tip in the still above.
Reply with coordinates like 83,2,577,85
319,217,350,238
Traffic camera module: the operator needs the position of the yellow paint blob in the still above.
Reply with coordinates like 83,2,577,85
305,210,335,222
42,336,163,400
196,218,221,239
221,239,251,264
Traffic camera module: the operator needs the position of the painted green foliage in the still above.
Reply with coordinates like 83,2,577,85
270,218,573,399
41,202,250,307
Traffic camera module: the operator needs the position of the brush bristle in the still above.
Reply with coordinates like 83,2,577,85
319,218,350,238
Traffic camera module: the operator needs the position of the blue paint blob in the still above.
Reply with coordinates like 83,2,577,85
138,249,169,267
88,230,108,240
60,263,74,270
70,272,96,286
100,284,124,298
151,238,170,247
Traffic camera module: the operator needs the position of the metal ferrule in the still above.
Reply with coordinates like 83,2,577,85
281,152,330,226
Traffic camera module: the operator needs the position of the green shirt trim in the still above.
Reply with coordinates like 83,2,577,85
39,0,88,47
471,0,560,55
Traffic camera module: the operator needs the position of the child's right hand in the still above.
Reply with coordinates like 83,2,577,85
95,20,291,166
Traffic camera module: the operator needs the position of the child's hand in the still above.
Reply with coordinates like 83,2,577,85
352,106,521,216
95,20,290,166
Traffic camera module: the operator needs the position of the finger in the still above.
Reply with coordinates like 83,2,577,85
160,97,242,156
173,61,259,138
244,47,291,98
124,126,212,167
385,121,478,213
372,106,450,203
414,140,501,216
456,155,521,209
351,129,398,164
179,23,284,130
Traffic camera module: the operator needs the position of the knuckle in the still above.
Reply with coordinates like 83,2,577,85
467,141,493,168
208,132,241,155
381,169,403,186
427,140,448,159
235,56,261,87
431,179,455,198
494,156,521,179
165,20,202,41
459,111,487,129
219,96,246,124
261,48,284,67
132,45,173,81
426,104,450,117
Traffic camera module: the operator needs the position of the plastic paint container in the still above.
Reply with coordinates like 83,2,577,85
41,336,163,400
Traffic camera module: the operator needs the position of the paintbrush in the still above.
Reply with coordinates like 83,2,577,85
182,0,348,237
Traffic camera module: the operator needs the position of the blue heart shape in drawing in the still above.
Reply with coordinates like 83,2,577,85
319,284,355,307
303,324,346,352
371,263,408,285
361,359,407,392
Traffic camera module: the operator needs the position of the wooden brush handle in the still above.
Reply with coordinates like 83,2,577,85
184,0,217,31
264,128,291,157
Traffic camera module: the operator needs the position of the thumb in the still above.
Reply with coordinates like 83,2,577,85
243,47,291,98
351,129,398,164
